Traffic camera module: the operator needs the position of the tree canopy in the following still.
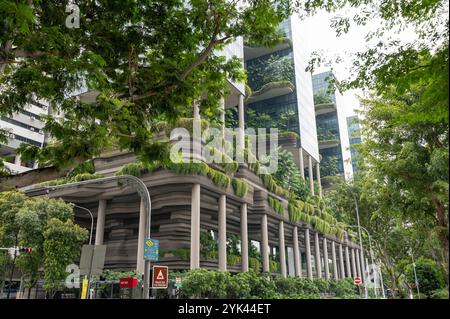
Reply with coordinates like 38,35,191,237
0,0,293,189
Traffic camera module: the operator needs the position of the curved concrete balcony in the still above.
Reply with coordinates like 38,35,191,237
315,102,337,116
247,81,295,104
319,139,340,150
23,150,362,279
244,38,292,61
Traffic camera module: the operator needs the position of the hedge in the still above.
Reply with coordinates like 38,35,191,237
180,269,359,299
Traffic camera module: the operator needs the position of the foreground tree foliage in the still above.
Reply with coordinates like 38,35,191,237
0,192,88,295
1,0,446,190
0,0,293,189
326,42,449,295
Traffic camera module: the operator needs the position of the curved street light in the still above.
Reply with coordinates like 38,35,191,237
73,204,94,245
347,224,386,298
25,175,152,299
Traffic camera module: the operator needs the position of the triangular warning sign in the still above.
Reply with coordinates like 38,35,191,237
156,270,164,280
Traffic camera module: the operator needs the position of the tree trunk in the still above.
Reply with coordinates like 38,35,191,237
432,196,449,284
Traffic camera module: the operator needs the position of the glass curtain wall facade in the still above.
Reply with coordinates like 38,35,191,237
346,115,362,174
244,16,319,162
313,71,353,180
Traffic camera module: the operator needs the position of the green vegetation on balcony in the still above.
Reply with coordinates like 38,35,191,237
315,103,336,113
313,90,333,105
36,173,104,187
250,80,295,97
231,178,249,198
247,53,294,93
244,36,292,48
268,195,284,215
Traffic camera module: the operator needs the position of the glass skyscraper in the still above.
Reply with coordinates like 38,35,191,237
313,71,353,182
244,16,320,174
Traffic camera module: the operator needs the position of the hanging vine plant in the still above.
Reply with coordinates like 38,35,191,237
268,196,284,215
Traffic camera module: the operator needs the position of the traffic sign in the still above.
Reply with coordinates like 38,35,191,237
144,238,159,261
354,277,362,285
152,266,168,289
175,277,183,288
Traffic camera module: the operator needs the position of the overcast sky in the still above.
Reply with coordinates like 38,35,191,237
300,8,418,118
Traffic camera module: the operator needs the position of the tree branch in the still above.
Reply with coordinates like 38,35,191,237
128,11,227,103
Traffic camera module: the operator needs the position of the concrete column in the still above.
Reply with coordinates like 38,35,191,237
305,228,313,279
298,147,305,178
323,237,330,279
136,198,146,274
95,199,107,245
219,97,226,135
238,94,245,151
240,203,249,272
331,241,338,279
339,244,346,279
14,154,21,166
351,248,357,278
345,245,352,278
190,184,201,269
261,214,270,273
316,162,323,198
218,195,227,271
193,100,200,120
279,221,287,278
293,226,301,277
356,249,362,278
308,155,315,196
314,232,322,278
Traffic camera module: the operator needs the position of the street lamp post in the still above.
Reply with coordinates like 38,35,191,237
27,175,152,299
347,224,384,298
352,195,369,299
72,204,94,299
411,251,420,299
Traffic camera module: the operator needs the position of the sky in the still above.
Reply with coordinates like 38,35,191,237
300,8,418,118
301,9,372,117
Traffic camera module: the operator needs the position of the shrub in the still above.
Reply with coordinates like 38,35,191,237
116,162,145,177
231,178,248,198
170,248,190,261
207,168,231,189
249,257,261,273
182,269,230,298
328,278,356,296
269,260,279,273
227,272,253,298
227,254,241,266
431,288,449,299
313,278,330,293
405,258,445,298
297,278,319,294
268,196,284,215
68,161,95,178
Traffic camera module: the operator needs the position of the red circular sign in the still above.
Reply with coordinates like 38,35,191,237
354,277,362,285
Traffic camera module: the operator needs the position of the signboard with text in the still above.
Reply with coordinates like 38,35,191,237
152,266,168,289
144,238,159,261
